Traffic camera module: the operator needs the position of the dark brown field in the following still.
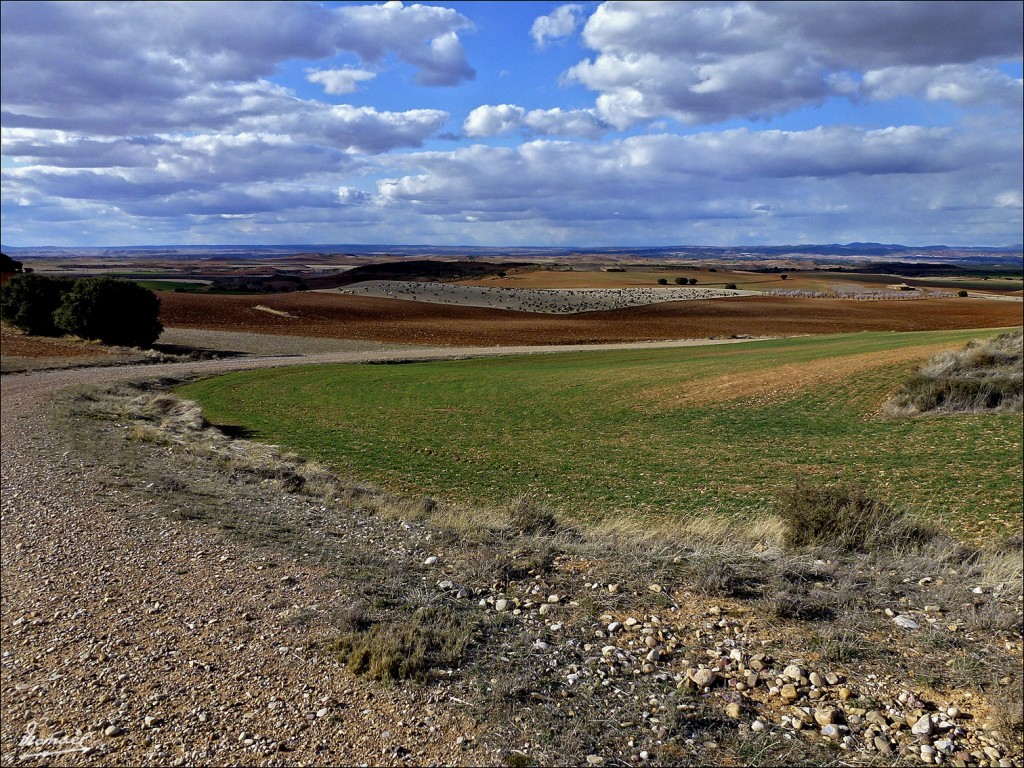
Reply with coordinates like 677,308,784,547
159,291,1023,346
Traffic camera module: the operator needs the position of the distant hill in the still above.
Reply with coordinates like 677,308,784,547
2,242,1020,269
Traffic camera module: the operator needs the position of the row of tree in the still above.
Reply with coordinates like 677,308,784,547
0,273,163,348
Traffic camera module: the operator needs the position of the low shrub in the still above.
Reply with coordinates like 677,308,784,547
327,604,478,682
776,476,936,552
507,495,559,535
725,283,738,290
885,330,1023,415
657,278,668,285
674,277,686,285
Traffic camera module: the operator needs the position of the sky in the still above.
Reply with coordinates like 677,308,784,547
1,1,1022,248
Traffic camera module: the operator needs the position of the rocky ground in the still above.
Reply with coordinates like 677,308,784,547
327,282,753,314
1,348,1022,767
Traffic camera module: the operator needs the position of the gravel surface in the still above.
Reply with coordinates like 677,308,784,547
0,357,495,766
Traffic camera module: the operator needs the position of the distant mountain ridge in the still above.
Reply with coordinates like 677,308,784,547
3,242,1021,260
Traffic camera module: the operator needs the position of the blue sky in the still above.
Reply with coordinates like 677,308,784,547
2,1,1021,247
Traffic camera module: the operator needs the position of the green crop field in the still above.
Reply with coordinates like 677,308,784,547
179,328,1023,538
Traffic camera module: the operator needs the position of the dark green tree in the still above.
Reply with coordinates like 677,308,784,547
0,253,24,273
0,273,71,336
54,277,162,348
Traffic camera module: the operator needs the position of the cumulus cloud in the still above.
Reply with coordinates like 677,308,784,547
564,1,1024,128
530,4,585,48
861,65,1023,109
368,124,1021,242
306,67,377,95
464,104,608,139
0,1,472,134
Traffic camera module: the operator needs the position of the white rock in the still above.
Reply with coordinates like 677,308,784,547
783,664,805,681
424,556,439,566
911,715,933,736
893,615,920,630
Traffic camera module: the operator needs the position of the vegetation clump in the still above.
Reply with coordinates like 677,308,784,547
507,495,560,535
54,276,163,348
327,604,478,682
1,273,163,348
885,330,1023,415
777,476,936,552
0,272,71,336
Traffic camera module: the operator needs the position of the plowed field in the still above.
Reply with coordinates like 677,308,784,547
159,291,1023,346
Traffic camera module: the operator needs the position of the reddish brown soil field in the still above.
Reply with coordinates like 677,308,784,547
159,291,1023,346
0,325,109,358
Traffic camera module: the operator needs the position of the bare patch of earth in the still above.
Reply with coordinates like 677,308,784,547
1,325,109,359
639,342,961,408
157,328,423,357
159,291,1024,347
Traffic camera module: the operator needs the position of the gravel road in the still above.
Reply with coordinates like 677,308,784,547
1,338,765,766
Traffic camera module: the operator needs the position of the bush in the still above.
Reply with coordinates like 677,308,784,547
725,283,738,290
688,278,698,285
674,277,686,285
54,277,163,348
507,495,559,535
777,476,936,552
0,272,71,336
885,330,1023,415
957,290,969,297
657,278,668,285
0,252,23,273
327,604,478,682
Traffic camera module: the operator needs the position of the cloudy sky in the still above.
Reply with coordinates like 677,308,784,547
2,1,1021,247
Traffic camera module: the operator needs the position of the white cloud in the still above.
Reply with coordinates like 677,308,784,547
464,105,527,137
306,67,377,95
330,1,475,86
0,1,472,135
464,104,608,139
530,4,585,48
861,65,1023,109
563,1,1024,128
366,124,1021,243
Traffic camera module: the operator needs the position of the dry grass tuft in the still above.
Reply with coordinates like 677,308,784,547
777,475,938,553
326,604,479,682
885,329,1023,415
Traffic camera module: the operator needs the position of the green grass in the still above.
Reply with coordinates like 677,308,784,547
178,328,1023,535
